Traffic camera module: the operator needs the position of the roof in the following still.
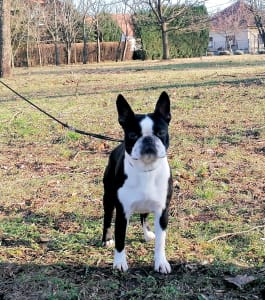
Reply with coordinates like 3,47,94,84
210,0,258,31
111,14,134,37
27,0,46,4
86,14,134,38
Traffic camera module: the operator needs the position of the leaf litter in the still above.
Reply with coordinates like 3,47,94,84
1,56,265,299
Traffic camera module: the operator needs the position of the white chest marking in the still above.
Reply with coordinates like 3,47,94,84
118,156,170,219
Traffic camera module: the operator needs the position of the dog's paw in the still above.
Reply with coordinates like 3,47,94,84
113,249,128,272
105,239,114,247
154,258,171,274
144,230,156,242
113,260,128,272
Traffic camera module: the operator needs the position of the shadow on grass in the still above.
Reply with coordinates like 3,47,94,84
0,261,264,300
1,75,265,105
15,58,265,77
1,207,265,299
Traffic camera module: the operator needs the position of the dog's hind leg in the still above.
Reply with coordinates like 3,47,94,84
140,213,156,242
102,192,115,247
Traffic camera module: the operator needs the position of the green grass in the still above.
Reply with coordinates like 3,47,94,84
0,55,265,299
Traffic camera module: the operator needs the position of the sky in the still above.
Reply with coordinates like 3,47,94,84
74,0,234,14
205,0,233,13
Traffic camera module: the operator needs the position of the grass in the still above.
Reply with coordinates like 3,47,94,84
0,55,265,299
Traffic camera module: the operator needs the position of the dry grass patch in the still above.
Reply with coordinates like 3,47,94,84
0,55,265,299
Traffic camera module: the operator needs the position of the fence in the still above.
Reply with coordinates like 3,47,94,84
14,41,133,67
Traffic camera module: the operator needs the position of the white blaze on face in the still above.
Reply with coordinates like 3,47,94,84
131,116,167,162
140,116,154,136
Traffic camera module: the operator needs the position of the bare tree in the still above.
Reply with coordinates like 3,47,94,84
29,2,46,66
42,0,62,65
248,0,265,47
9,0,28,68
82,0,109,63
113,1,134,61
131,0,207,59
77,0,91,64
78,0,127,63
90,1,109,63
0,0,11,77
61,0,81,64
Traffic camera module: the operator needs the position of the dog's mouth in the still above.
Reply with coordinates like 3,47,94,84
141,154,158,164
131,153,166,163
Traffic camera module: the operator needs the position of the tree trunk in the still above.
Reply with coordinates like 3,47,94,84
26,18,30,67
254,15,265,48
54,42,59,65
53,0,60,66
115,38,122,62
37,42,42,66
122,38,128,61
96,19,101,63
0,0,12,77
161,22,169,60
73,40,77,64
82,17,88,64
67,43,71,64
97,36,101,63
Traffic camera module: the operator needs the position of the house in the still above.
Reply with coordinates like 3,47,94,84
85,13,136,51
208,0,265,53
111,14,135,50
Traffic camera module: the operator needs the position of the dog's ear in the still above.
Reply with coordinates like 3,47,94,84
154,91,171,124
116,94,135,127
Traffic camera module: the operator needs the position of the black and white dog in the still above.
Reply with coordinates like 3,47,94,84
102,91,172,274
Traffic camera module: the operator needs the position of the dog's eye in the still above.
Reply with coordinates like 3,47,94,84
156,130,166,138
128,132,138,140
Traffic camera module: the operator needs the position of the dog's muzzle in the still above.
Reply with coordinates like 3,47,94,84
131,135,167,163
140,136,157,157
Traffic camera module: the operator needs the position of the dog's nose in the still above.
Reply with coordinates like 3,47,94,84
141,136,157,156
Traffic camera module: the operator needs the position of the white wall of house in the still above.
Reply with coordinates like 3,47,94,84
209,28,263,53
236,29,249,50
248,28,263,52
208,32,226,51
120,33,136,51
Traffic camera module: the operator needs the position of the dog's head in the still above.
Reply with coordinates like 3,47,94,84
116,91,171,165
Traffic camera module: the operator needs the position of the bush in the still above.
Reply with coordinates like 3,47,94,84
218,50,231,56
133,5,209,59
132,49,147,60
234,50,244,55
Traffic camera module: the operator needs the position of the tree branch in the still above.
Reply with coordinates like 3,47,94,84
208,225,265,242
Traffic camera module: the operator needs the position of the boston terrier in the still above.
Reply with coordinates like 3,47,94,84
102,91,172,274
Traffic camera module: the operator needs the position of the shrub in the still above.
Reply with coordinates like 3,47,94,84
133,5,209,59
132,49,147,60
218,50,231,56
234,50,244,55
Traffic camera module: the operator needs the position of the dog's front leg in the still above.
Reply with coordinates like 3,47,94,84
154,209,171,274
113,206,128,272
